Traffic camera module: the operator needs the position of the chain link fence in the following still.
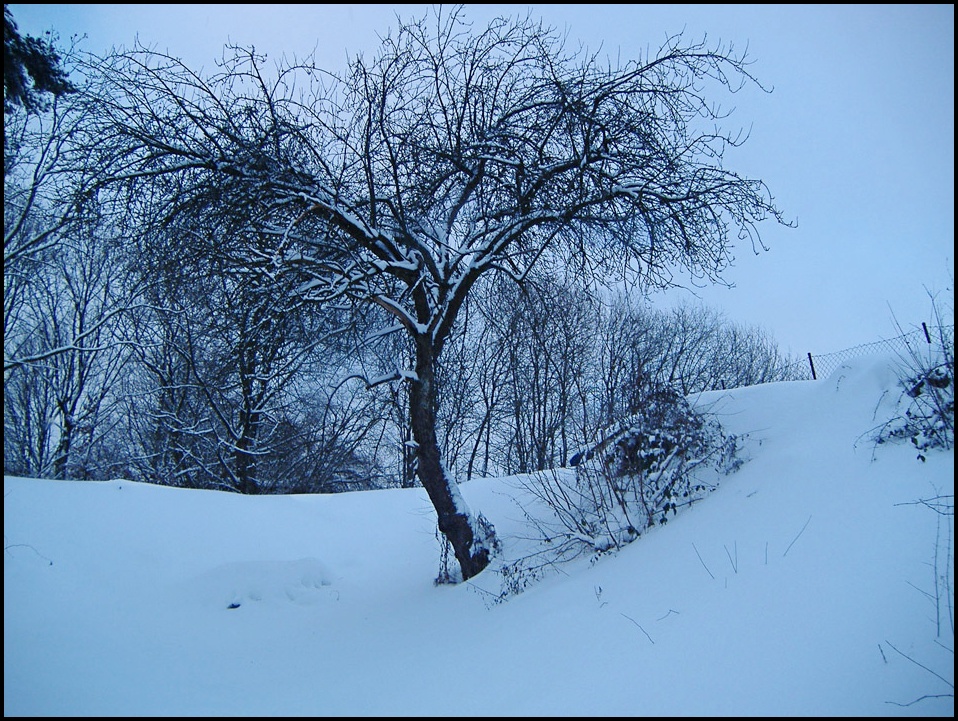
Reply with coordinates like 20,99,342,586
780,324,954,381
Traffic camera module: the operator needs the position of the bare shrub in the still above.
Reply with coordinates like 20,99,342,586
497,384,742,598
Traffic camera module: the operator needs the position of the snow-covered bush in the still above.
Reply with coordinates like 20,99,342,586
877,297,954,458
570,385,739,542
498,385,741,597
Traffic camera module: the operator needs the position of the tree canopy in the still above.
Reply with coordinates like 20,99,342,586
40,5,791,580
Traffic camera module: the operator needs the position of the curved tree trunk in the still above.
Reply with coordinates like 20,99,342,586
409,337,496,581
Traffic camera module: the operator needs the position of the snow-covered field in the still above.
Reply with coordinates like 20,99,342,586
4,353,954,716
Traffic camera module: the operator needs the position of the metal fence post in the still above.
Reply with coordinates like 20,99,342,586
807,352,817,380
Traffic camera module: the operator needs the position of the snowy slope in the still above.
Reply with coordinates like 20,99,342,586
4,353,954,716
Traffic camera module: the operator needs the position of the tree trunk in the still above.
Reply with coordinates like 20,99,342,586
409,338,496,581
52,398,77,480
233,423,259,495
52,415,73,480
233,362,261,495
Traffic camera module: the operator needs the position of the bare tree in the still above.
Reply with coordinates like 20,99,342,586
596,293,657,427
480,275,597,474
4,93,88,374
3,217,132,479
462,301,515,480
79,6,789,580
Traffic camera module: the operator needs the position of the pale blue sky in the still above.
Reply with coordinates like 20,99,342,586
9,4,955,355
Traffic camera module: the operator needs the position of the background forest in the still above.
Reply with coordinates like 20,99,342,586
4,5,803,498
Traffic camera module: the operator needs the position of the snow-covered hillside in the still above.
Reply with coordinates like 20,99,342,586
4,353,954,716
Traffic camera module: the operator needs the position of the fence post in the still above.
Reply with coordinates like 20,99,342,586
807,352,817,380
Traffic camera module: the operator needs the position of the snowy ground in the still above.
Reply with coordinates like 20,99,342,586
4,353,954,716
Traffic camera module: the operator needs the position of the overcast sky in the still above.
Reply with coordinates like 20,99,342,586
9,4,955,356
